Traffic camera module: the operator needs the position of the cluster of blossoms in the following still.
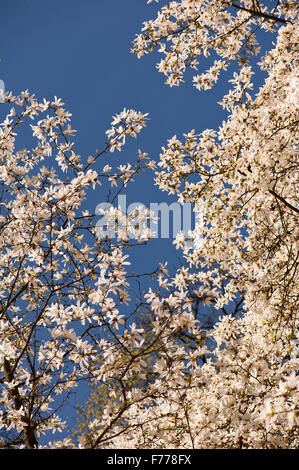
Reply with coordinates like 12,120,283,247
132,0,297,90
83,2,298,449
105,108,149,153
0,90,157,447
0,0,298,450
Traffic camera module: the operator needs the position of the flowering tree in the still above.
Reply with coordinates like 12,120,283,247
0,95,157,448
0,0,298,449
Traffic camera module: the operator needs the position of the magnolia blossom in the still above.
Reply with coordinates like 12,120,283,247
0,88,155,448
105,108,149,152
0,0,298,450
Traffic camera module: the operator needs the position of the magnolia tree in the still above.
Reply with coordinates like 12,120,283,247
0,96,159,447
0,0,298,449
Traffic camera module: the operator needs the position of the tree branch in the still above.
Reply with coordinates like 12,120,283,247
230,2,291,24
3,359,38,449
269,189,299,214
